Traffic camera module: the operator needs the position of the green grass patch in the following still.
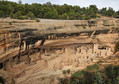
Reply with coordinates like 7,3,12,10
86,64,99,71
72,70,85,78
97,60,104,63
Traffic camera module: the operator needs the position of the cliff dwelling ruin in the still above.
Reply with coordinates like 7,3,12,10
0,18,119,84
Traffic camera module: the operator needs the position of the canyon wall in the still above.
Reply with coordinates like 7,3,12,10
0,18,119,84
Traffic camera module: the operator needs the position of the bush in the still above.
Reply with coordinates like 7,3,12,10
115,42,119,52
71,71,96,84
61,13,68,19
14,11,22,19
60,64,119,84
97,60,104,63
27,11,35,19
105,65,115,79
66,69,70,74
86,64,99,71
0,76,5,84
72,70,85,78
97,16,101,18
62,70,66,74
104,65,119,84
9,13,14,18
59,78,69,84
83,72,96,84
95,72,102,84
17,16,28,20
84,16,91,20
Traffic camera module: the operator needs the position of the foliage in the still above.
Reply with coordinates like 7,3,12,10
106,7,115,17
95,72,102,84
0,1,118,19
86,64,99,71
97,60,104,63
27,11,34,19
62,69,71,75
103,65,119,84
62,70,66,74
59,78,69,84
0,76,5,84
87,5,98,18
99,7,118,17
14,11,22,19
61,13,68,19
17,16,28,20
66,69,70,74
72,70,85,78
70,71,98,84
60,64,119,84
99,8,107,16
9,13,14,18
115,42,119,52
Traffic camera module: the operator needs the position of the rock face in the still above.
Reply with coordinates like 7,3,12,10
0,69,15,84
0,18,119,84
103,20,114,26
115,20,119,26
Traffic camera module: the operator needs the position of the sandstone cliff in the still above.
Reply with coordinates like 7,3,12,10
0,18,119,84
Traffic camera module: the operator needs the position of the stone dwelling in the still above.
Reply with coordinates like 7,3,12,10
0,18,119,84
41,42,114,69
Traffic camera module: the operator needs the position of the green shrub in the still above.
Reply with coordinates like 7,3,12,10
84,16,91,20
60,64,119,84
86,64,99,71
97,16,101,18
66,69,70,74
83,72,96,84
104,65,115,79
72,70,85,78
97,60,104,63
115,42,119,52
62,70,66,74
27,11,35,18
70,79,80,84
61,13,68,19
14,11,22,19
9,13,14,18
0,76,5,84
95,72,102,84
59,78,69,84
30,17,35,20
17,16,28,20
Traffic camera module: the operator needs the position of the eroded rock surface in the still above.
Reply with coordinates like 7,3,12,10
0,18,119,84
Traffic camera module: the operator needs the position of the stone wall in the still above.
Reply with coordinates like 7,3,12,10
43,43,114,70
